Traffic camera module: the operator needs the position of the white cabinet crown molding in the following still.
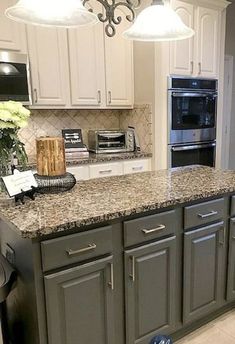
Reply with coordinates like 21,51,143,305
174,0,230,10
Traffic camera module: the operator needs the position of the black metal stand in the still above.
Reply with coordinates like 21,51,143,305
14,186,37,205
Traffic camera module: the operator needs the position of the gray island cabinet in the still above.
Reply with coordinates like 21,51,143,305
1,166,235,344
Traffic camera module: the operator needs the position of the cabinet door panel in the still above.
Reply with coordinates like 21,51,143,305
170,0,194,76
44,256,114,344
27,26,70,106
125,236,176,344
183,222,225,324
105,8,133,107
68,2,105,107
196,7,219,78
0,0,27,52
227,219,235,301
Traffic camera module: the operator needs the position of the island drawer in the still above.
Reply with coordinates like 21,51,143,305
184,198,225,230
124,210,177,247
231,196,235,216
41,226,112,272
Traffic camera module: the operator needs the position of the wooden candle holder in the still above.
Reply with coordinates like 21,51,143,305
36,137,66,176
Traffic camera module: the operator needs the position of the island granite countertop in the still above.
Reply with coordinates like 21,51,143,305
1,165,235,239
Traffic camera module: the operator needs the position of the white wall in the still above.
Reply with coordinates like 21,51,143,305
225,0,235,169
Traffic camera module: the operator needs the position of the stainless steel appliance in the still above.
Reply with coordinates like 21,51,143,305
168,77,217,167
169,141,216,168
88,129,135,153
0,51,31,104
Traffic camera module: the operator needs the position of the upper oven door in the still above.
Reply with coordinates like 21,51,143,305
169,91,217,144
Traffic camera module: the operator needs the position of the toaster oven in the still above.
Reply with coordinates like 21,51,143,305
88,130,135,154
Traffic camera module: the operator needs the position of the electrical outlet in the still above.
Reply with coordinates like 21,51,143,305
5,244,15,265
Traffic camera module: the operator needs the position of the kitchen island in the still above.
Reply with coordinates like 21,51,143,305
1,165,235,344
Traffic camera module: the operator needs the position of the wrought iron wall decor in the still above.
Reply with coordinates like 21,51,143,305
83,0,141,37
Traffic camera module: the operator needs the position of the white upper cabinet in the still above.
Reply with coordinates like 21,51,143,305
0,0,27,52
196,6,219,78
27,26,70,106
104,7,134,107
170,0,194,76
68,1,106,107
170,0,220,78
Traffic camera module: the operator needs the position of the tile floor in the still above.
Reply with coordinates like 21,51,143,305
176,309,235,344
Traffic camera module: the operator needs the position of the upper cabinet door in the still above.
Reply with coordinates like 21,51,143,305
104,8,134,108
27,26,70,106
68,1,106,107
0,0,27,52
170,0,194,76
195,6,219,78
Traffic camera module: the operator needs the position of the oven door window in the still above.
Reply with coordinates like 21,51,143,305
171,145,215,168
97,133,126,150
172,93,216,130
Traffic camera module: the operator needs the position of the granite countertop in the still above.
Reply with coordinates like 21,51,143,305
1,165,235,239
26,151,152,170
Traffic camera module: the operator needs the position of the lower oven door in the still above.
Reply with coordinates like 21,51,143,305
170,142,216,168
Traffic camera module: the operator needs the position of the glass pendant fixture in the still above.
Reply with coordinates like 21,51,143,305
5,0,98,28
123,0,195,41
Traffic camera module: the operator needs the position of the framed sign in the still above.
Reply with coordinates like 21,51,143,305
2,170,38,198
62,129,84,149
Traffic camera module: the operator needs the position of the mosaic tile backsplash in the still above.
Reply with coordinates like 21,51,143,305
19,104,153,163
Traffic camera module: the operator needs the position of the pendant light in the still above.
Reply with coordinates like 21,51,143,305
5,0,98,28
123,0,195,41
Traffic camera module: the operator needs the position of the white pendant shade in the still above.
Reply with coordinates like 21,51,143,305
123,3,195,42
5,0,98,28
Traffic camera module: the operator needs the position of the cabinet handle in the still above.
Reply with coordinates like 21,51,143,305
198,62,202,75
99,169,112,174
219,227,226,246
197,210,218,219
190,61,194,75
108,91,112,104
142,224,166,234
34,88,38,103
108,263,114,290
132,166,143,172
66,243,96,256
97,90,101,104
129,256,135,282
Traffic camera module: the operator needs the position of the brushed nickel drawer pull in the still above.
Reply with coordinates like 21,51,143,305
142,225,166,234
198,62,202,75
108,263,114,290
129,256,135,282
66,243,97,256
34,88,38,103
198,211,218,219
132,166,143,171
108,91,112,104
99,169,112,174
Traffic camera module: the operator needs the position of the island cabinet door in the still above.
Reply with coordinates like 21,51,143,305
183,222,226,324
124,236,177,344
44,256,115,344
227,218,235,301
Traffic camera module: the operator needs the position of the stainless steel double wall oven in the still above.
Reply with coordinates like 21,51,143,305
168,77,217,168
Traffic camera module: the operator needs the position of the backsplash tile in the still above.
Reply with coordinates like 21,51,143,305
19,105,153,163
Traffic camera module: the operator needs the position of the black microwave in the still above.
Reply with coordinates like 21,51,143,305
0,51,31,105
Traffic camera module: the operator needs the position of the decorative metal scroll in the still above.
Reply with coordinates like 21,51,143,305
83,0,141,37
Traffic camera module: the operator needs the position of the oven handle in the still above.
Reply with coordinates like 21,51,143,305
172,143,216,152
172,92,217,98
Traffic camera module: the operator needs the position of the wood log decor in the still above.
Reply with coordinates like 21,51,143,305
36,137,66,176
